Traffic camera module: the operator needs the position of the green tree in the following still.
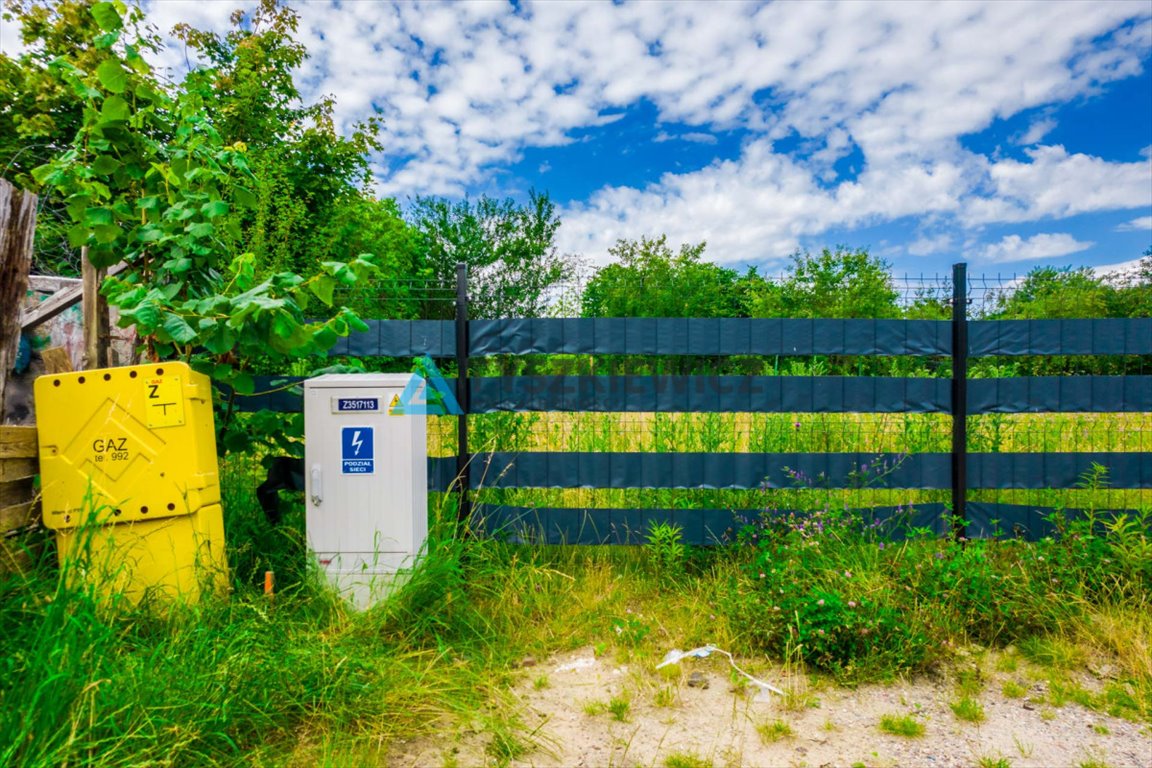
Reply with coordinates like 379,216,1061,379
409,190,571,318
748,247,900,318
992,266,1113,319
1103,249,1152,319
171,0,391,279
0,0,145,273
31,0,375,394
581,235,745,317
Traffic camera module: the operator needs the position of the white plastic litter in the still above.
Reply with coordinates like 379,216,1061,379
555,656,597,673
657,644,784,700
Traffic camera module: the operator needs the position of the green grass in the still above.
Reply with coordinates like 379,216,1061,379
1078,760,1112,768
756,718,794,743
1002,680,1027,699
654,686,677,707
607,695,631,722
951,696,986,723
977,758,1012,768
664,753,713,768
878,713,925,737
2,442,1150,766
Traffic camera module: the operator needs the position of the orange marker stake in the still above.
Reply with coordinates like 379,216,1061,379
264,570,274,600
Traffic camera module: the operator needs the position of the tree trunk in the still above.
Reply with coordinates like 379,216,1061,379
0,178,38,423
81,246,110,369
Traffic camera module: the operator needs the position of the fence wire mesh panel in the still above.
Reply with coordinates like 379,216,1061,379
243,265,1150,545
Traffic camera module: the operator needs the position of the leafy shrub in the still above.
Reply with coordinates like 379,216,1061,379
726,503,929,678
645,521,687,580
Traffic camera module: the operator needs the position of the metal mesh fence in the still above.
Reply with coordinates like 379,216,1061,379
326,268,1151,524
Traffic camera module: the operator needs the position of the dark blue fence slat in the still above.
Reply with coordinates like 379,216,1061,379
219,377,305,412
438,451,1152,491
333,320,456,358
966,503,1151,540
969,318,1152,357
470,502,1142,544
467,376,952,414
460,452,948,490
468,318,951,356
968,452,1151,489
322,317,1152,358
429,457,460,491
968,376,1152,413
472,503,955,545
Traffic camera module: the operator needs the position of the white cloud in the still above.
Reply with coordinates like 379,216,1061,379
268,0,1149,207
907,234,955,257
1115,216,1152,232
0,12,24,57
654,131,718,145
1017,117,1057,146
978,233,1094,263
964,145,1152,225
140,1,259,76
7,0,1149,268
1093,257,1147,278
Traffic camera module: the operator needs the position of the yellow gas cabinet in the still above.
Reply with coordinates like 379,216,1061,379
34,362,228,603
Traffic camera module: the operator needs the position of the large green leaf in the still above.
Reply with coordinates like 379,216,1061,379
233,373,256,395
100,95,130,122
309,276,336,306
133,303,161,330
187,221,214,238
136,224,165,243
92,224,121,244
167,257,193,274
30,163,62,186
96,59,128,94
84,207,114,226
161,313,197,344
67,224,90,248
313,326,339,350
271,312,299,340
90,2,123,32
91,155,121,175
202,327,237,355
200,199,229,219
232,185,257,208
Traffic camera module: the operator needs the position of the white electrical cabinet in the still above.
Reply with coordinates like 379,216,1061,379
304,373,427,608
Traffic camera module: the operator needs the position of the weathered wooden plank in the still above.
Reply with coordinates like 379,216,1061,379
1,178,38,417
28,274,81,293
0,458,37,482
0,500,37,534
0,536,39,575
0,477,34,507
21,262,127,332
81,247,110,369
41,346,73,374
20,282,83,330
0,426,38,458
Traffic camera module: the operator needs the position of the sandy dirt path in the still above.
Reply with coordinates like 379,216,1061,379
392,647,1151,768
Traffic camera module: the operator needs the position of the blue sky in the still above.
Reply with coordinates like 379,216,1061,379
4,0,1151,277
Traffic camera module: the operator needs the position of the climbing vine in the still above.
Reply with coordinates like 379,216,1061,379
30,1,377,397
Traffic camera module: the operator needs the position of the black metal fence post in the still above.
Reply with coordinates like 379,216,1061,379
951,262,969,541
455,263,471,528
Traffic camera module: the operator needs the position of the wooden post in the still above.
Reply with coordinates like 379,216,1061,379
1,425,41,574
0,178,38,421
81,246,110,369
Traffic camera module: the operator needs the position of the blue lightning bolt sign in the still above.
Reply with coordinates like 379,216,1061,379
341,426,374,474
